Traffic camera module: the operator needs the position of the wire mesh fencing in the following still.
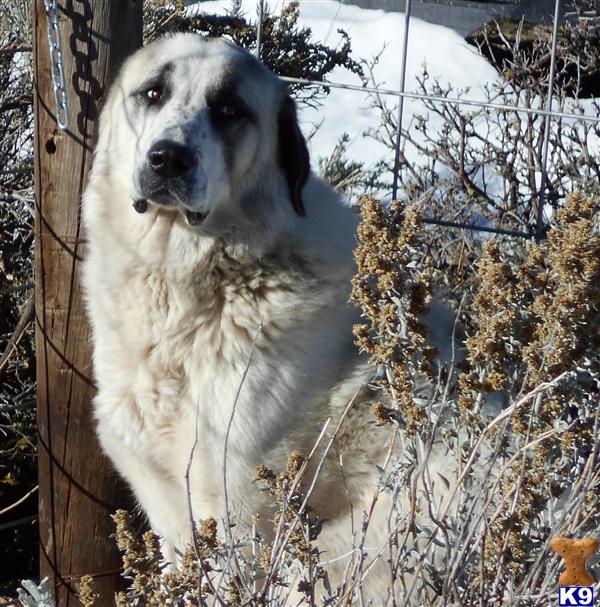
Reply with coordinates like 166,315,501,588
254,0,599,241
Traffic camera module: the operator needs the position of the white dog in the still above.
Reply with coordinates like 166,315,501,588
83,34,404,599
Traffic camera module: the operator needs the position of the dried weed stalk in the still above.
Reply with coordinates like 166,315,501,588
110,451,327,606
351,196,435,435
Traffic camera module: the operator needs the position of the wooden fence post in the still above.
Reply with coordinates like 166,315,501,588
33,2,142,605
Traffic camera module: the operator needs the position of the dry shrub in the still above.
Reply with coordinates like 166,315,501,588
351,196,435,435
110,451,327,607
349,191,600,604
363,1,600,298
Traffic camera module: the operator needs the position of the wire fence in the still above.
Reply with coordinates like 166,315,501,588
254,0,599,241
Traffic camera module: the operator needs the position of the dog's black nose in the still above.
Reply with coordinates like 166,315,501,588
147,140,196,178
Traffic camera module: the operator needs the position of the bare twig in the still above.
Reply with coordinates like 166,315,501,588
0,484,37,517
0,293,34,373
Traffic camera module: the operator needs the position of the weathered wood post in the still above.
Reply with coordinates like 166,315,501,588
33,2,142,604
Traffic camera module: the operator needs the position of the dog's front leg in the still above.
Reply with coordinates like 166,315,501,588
98,431,192,568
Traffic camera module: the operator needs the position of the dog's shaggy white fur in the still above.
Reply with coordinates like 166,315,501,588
83,35,399,596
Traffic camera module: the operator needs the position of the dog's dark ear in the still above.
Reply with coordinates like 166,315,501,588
277,94,310,217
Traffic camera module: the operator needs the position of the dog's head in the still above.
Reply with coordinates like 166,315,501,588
96,34,309,230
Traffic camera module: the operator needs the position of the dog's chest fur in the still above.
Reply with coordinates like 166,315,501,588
90,222,352,498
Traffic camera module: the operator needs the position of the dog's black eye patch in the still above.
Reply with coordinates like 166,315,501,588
206,84,254,126
205,82,256,171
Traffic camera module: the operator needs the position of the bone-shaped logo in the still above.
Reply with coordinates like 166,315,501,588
550,536,598,586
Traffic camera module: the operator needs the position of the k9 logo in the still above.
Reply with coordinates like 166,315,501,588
559,587,595,606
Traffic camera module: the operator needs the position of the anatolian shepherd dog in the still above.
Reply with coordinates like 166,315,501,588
83,34,409,599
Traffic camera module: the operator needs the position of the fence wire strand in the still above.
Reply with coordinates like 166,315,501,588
256,0,264,59
391,0,412,201
536,0,563,240
278,76,600,124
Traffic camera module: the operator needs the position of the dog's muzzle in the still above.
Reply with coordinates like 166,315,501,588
133,139,208,226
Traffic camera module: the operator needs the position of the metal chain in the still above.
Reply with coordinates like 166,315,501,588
44,0,69,130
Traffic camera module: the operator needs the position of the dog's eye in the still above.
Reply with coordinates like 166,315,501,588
217,103,240,119
145,85,163,104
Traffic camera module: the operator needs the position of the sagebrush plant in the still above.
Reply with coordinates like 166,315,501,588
459,192,600,587
317,133,388,199
338,192,599,604
104,452,328,607
351,196,435,436
109,510,217,607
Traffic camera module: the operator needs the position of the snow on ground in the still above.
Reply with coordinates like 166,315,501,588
190,0,499,194
295,1,498,168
